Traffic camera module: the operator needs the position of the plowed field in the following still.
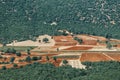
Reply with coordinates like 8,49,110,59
106,53,120,61
80,53,112,62
64,46,93,50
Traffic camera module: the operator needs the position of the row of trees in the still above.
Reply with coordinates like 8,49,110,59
1,48,31,55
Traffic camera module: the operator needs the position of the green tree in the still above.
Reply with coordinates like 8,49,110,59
13,63,18,68
74,37,83,44
1,66,6,70
10,57,15,63
0,55,3,59
16,52,21,57
46,56,49,61
27,49,31,55
25,56,31,62
63,60,68,65
106,42,112,49
32,56,39,61
43,38,49,43
53,56,57,62
10,48,16,54
38,56,42,60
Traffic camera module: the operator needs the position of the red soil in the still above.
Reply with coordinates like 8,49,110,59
80,53,112,62
53,36,78,46
106,53,120,61
64,46,93,50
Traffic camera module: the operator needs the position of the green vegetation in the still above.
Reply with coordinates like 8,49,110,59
106,41,113,49
46,56,50,61
16,52,21,57
0,62,9,64
43,38,49,43
0,46,36,52
0,61,120,80
0,55,3,59
2,48,16,54
13,63,18,68
27,49,31,55
1,66,6,70
53,56,57,62
74,37,83,44
62,60,68,65
0,0,120,44
32,56,41,61
25,56,31,62
10,57,15,63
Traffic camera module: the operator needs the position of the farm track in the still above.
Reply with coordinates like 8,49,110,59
34,50,120,53
106,53,120,61
102,53,115,61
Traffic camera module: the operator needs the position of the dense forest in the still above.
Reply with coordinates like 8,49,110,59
0,0,120,43
0,61,120,80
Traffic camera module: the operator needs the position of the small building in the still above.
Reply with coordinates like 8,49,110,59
53,35,78,46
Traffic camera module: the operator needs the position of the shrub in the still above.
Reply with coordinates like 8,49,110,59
53,56,57,62
32,56,39,61
46,56,49,61
25,56,31,62
3,48,16,54
43,38,49,43
74,37,83,44
11,48,16,54
38,56,42,60
63,60,68,65
19,59,25,62
27,49,31,55
10,57,15,63
1,66,6,70
20,65,23,68
16,52,21,57
106,42,112,49
13,64,18,67
0,55,3,59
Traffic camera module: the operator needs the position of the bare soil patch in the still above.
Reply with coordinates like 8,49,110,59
106,53,120,61
80,53,112,62
64,46,93,50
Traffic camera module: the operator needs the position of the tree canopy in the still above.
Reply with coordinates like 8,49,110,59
0,61,120,80
0,0,120,43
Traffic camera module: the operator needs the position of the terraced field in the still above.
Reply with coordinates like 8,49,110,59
106,53,120,61
80,53,112,62
63,46,93,50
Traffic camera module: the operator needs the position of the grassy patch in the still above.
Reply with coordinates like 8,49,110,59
0,46,37,52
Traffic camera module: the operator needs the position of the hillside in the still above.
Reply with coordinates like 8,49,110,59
0,62,120,80
0,0,120,43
